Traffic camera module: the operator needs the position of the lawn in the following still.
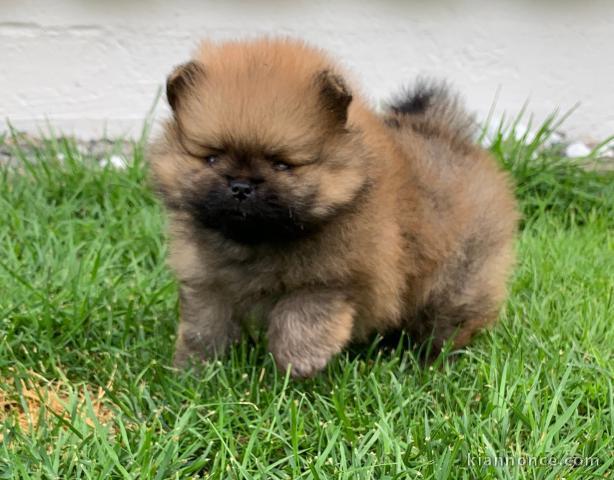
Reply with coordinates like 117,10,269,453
0,122,612,479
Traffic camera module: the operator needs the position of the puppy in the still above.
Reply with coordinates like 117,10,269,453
149,38,518,378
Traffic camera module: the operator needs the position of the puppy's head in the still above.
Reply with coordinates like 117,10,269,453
152,38,371,245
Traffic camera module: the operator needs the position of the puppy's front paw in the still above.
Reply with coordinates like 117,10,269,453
270,343,333,379
267,290,355,378
173,348,206,370
173,319,240,370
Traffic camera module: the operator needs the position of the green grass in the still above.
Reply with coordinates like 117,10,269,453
0,124,613,479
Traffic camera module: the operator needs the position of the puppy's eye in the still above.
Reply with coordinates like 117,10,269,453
205,155,219,166
273,161,291,171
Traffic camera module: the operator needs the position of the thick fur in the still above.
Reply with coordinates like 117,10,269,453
386,78,476,151
149,38,518,378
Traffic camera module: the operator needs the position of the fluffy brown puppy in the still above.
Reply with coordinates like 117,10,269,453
149,38,518,378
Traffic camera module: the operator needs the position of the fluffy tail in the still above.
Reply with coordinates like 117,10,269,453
385,79,477,150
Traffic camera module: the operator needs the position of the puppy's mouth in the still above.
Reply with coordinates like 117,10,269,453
185,191,318,245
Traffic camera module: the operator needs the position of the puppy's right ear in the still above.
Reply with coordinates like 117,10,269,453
166,61,205,113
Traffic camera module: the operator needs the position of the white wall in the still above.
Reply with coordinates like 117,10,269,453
1,0,613,141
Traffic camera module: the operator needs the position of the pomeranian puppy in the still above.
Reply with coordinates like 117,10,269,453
149,37,518,377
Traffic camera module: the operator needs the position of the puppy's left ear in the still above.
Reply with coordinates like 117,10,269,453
315,70,353,126
166,61,205,113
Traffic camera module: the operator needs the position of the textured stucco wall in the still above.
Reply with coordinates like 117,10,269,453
1,0,613,140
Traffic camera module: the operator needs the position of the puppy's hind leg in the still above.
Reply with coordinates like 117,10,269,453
411,240,515,356
173,285,241,369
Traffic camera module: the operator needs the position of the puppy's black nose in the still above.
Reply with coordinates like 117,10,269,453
229,179,254,200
